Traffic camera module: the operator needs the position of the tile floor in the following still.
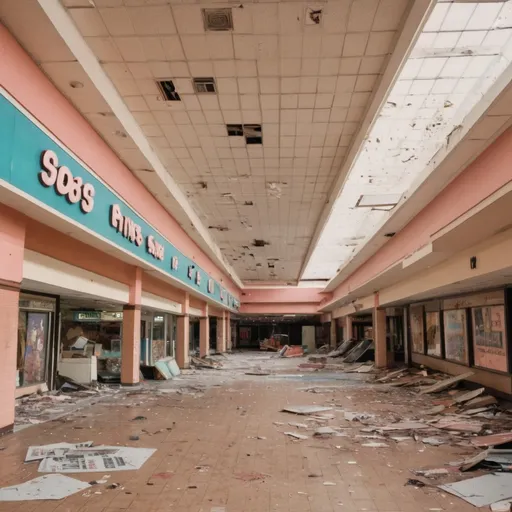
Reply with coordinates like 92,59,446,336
0,354,485,511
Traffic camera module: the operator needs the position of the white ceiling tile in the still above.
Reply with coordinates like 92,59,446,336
99,7,135,36
281,110,297,123
87,37,123,61
188,61,214,76
181,94,202,110
127,62,153,79
128,5,176,35
213,60,236,77
302,34,322,59
242,110,262,123
140,37,166,60
359,55,385,75
173,77,194,94
135,78,159,95
234,35,257,60
278,3,303,34
169,61,190,77
206,33,235,60
313,109,330,123
333,92,352,107
238,77,259,94
441,3,476,31
324,0,351,33
232,5,253,33
257,60,280,76
204,110,224,124
147,61,172,78
260,94,280,110
281,35,303,59
172,111,191,124
280,123,296,136
259,77,280,94
216,77,238,94
366,31,395,56
343,32,369,57
372,0,408,31
315,94,334,109
347,0,379,32
298,94,316,109
181,35,209,60
189,111,208,125
252,3,279,34
124,95,149,111
240,94,260,110
355,74,378,92
254,35,279,60
281,77,300,94
299,76,317,93
236,60,258,77
318,76,337,93
301,58,321,76
330,107,348,122
199,95,221,110
466,3,502,31
319,58,340,76
346,106,364,122
222,110,243,124
336,75,357,93
281,59,301,77
115,37,145,61
70,8,109,37
171,5,203,34
321,34,344,58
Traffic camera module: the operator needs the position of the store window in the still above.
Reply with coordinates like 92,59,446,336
410,306,424,354
472,305,508,372
17,295,56,388
444,309,468,364
425,311,442,357
152,314,166,362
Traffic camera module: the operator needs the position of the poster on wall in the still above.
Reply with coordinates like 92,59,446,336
472,306,508,372
444,309,468,364
426,311,442,357
410,307,424,354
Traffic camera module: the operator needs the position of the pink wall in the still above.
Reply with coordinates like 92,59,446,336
332,127,512,303
242,288,325,304
0,25,239,298
239,303,320,315
0,205,25,431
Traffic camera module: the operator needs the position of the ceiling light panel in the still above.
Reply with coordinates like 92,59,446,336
302,0,512,281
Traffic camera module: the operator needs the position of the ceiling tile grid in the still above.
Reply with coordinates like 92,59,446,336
60,0,411,282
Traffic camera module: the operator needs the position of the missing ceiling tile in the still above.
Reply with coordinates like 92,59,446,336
244,124,262,145
305,7,323,25
252,239,269,247
202,8,233,31
355,193,401,208
156,80,181,101
227,124,244,137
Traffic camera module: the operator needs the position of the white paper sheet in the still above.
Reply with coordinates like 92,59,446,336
38,446,156,473
25,442,93,462
0,474,90,501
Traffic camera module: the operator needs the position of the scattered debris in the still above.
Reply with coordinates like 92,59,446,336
282,405,332,415
25,442,93,462
439,473,512,507
472,432,512,448
419,371,474,395
422,437,447,447
132,416,147,421
323,481,336,486
454,388,485,404
0,474,90,501
284,431,309,440
361,442,388,448
235,472,266,482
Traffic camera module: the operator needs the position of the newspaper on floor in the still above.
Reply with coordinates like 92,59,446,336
25,442,94,462
0,474,90,501
38,446,156,473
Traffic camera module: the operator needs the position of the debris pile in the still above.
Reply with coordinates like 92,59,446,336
190,356,223,370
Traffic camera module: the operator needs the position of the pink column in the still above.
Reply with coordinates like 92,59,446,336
0,205,26,433
226,311,232,351
121,267,142,385
330,315,337,348
345,315,353,341
199,303,209,358
374,308,388,369
216,312,226,353
176,293,190,368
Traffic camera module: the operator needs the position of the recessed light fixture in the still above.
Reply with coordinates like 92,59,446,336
69,81,84,89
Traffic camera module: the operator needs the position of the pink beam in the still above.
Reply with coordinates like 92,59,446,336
242,288,326,303
239,303,320,315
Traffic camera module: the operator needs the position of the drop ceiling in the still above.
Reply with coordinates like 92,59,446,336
0,0,419,285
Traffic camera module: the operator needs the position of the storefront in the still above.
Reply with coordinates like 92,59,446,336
141,311,177,365
409,288,512,392
16,292,59,393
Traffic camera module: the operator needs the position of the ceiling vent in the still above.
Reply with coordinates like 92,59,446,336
156,80,180,101
202,8,233,31
355,193,402,209
226,124,244,137
193,77,217,94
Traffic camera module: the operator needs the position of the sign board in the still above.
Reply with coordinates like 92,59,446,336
472,305,508,372
0,92,239,310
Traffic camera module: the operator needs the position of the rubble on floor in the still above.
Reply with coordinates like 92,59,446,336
190,356,223,369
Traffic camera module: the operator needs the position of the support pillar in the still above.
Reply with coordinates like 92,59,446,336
176,293,190,368
199,303,209,358
121,267,142,385
0,205,26,433
374,308,388,369
226,311,232,351
216,312,226,353
330,315,337,348
345,315,353,341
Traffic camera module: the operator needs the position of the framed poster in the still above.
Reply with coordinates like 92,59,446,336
426,311,442,357
410,306,424,354
472,306,508,372
444,309,468,364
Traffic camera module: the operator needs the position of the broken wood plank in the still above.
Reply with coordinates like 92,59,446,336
454,387,485,404
462,395,498,410
418,371,474,395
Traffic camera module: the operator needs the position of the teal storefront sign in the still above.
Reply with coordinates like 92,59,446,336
0,92,240,310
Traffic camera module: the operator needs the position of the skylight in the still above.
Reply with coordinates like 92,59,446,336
302,0,512,281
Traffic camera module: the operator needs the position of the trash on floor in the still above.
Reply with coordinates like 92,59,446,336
327,339,358,358
154,357,180,380
419,371,474,395
190,357,221,370
439,473,512,507
280,345,304,358
471,432,512,448
0,474,90,501
37,446,156,473
284,431,309,440
343,340,374,364
281,405,332,415
25,442,93,462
